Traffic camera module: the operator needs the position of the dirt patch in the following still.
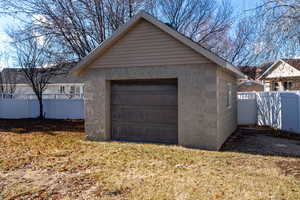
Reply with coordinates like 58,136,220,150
276,160,300,179
0,169,100,200
222,127,300,158
0,118,84,134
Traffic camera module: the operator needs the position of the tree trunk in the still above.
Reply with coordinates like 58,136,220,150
129,0,133,18
38,97,44,119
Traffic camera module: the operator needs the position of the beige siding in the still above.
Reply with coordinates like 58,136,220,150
217,68,237,149
91,20,211,68
266,62,300,79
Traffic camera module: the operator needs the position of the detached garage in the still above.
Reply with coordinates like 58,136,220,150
72,11,245,150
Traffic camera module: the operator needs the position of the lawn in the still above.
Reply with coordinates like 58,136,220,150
0,119,299,200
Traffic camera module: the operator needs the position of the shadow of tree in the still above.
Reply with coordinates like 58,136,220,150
0,119,84,134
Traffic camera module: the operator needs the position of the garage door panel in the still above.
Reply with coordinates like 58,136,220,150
112,123,178,144
111,94,177,106
111,107,178,124
111,79,178,144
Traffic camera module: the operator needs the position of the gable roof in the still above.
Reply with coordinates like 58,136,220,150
258,59,300,79
72,11,245,78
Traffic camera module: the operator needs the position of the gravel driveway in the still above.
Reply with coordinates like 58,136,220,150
222,127,300,158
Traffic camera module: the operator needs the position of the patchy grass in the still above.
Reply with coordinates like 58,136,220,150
0,120,299,200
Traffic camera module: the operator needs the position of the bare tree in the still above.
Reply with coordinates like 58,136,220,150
249,0,300,62
225,16,260,66
0,0,237,63
152,0,234,55
0,0,154,60
0,69,16,97
259,0,300,42
0,52,16,97
9,31,66,118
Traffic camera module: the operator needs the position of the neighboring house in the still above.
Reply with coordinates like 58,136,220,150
72,12,244,150
238,66,264,92
238,80,264,92
0,68,84,98
258,59,300,91
239,59,300,92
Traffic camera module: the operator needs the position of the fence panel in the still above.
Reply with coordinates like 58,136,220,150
281,93,300,133
44,99,84,119
237,93,257,125
238,91,300,134
257,92,282,129
0,99,84,119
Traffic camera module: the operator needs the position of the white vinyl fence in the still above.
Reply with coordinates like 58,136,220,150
238,91,300,134
0,99,84,119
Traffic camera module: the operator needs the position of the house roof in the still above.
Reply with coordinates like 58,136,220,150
0,65,83,85
239,59,300,80
238,80,264,86
239,66,260,80
258,58,300,79
72,11,245,78
283,59,300,71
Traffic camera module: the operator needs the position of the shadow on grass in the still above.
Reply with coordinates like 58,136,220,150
0,118,84,134
221,127,300,159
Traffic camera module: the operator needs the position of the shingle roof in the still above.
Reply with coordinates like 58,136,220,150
0,64,83,85
282,59,300,71
240,59,300,80
239,66,259,80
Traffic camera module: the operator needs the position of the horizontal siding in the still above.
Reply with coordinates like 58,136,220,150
91,20,211,68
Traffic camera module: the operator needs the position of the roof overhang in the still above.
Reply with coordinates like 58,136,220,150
71,11,245,78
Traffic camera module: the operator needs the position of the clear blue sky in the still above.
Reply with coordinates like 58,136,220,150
0,0,262,68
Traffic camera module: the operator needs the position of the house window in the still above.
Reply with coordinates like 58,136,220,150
272,82,279,91
75,86,80,94
283,81,292,91
227,83,232,108
70,85,75,94
59,86,65,94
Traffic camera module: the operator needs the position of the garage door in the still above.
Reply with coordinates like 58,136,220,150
111,79,178,144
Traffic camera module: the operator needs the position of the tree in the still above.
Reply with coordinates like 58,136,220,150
251,0,300,62
0,69,16,97
9,31,66,118
152,0,234,56
259,0,300,42
225,16,260,66
0,52,16,97
0,0,154,60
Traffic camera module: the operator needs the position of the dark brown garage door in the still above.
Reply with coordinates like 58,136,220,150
111,79,178,144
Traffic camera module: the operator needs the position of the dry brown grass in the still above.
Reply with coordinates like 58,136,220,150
0,119,299,200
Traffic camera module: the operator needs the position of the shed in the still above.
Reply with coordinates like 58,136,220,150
72,12,245,150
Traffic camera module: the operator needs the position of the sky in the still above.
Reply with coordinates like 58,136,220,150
232,0,261,12
0,0,263,69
